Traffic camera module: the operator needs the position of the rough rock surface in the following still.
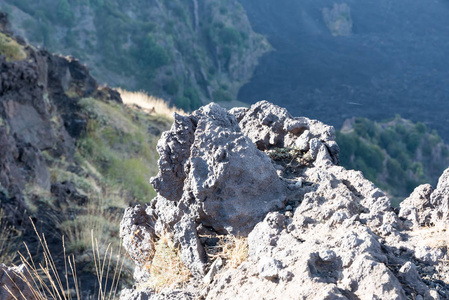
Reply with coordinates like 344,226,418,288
399,167,449,227
0,264,36,300
0,12,120,226
121,101,449,300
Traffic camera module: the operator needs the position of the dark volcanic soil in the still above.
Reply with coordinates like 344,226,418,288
238,0,449,140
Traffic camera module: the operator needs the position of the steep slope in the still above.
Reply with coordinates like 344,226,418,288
1,0,269,110
337,117,449,201
0,13,172,297
237,0,449,141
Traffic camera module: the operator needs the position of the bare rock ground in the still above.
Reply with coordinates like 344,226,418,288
119,101,449,299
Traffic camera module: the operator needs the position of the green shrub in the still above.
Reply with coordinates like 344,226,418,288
57,0,74,26
132,35,170,75
353,118,375,139
386,158,404,182
415,122,426,134
405,131,421,154
163,79,179,95
0,33,26,61
337,116,448,198
174,96,191,111
183,87,201,108
212,89,232,102
219,27,243,46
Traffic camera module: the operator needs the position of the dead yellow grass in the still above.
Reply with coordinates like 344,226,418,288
11,220,124,300
143,233,191,291
409,224,449,251
117,88,185,119
13,220,81,300
206,235,248,269
58,192,124,254
218,235,248,268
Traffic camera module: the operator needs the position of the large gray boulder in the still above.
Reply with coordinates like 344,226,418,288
124,103,288,277
430,168,449,223
399,184,434,227
151,103,285,237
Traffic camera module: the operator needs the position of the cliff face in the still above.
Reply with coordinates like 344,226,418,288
0,11,96,224
0,13,172,297
1,0,269,110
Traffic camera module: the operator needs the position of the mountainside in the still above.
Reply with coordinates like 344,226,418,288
2,7,449,299
0,12,174,297
237,0,449,141
0,0,269,110
337,117,449,201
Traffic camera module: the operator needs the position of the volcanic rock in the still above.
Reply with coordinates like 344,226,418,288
120,101,449,300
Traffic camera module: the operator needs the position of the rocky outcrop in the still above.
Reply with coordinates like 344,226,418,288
123,103,290,276
231,100,339,165
121,101,449,300
400,168,449,227
0,264,36,300
0,13,121,226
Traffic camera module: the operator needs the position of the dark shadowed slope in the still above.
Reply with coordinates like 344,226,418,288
238,0,449,140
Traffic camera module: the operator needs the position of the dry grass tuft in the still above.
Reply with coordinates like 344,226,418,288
14,220,81,300
92,232,126,300
143,232,191,291
9,219,125,300
58,196,122,254
117,88,185,119
410,224,449,251
206,235,249,269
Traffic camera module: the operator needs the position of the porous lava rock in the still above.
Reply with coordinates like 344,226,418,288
120,101,449,300
0,12,122,226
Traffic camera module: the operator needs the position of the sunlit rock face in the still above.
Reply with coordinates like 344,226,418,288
120,101,449,300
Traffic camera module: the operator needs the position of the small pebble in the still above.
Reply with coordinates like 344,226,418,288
286,205,293,211
286,211,293,218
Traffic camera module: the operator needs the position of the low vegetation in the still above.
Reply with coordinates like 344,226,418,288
118,88,184,119
337,116,449,201
77,97,171,203
7,91,174,296
1,0,269,110
205,235,249,269
143,233,191,291
215,235,248,269
0,209,19,265
10,220,124,300
0,32,26,61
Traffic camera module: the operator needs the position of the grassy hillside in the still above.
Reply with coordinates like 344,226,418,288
337,116,449,202
1,0,269,111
